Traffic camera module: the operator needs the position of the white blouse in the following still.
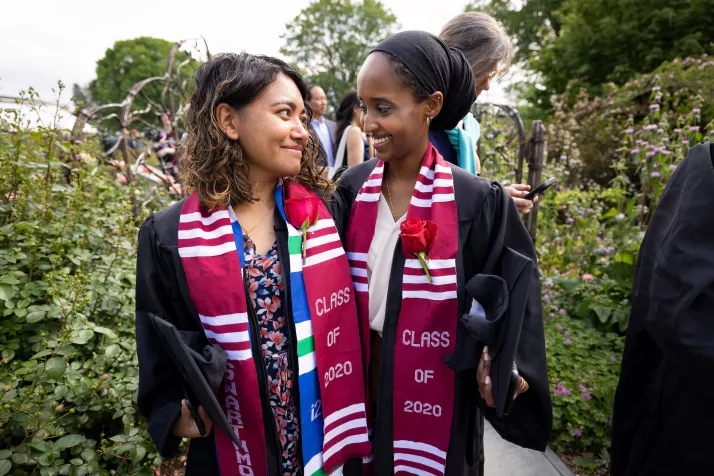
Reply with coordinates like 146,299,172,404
367,194,406,334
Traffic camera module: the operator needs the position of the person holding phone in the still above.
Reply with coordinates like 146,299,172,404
436,11,538,214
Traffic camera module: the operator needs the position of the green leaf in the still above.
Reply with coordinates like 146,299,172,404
80,449,95,462
0,275,20,285
130,445,146,464
46,357,68,380
54,435,86,451
26,440,48,452
0,460,11,476
592,305,612,324
0,451,10,459
92,327,116,339
1,349,15,361
25,310,45,323
109,435,127,443
601,207,618,219
0,285,14,302
12,453,29,464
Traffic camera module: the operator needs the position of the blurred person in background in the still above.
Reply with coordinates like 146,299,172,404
330,90,372,179
306,84,336,170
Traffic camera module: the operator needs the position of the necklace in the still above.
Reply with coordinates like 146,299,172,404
384,171,406,221
243,204,275,236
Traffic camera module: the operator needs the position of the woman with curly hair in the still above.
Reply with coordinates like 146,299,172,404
135,53,370,476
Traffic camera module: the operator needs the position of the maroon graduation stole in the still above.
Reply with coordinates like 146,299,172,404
178,180,371,475
346,144,459,475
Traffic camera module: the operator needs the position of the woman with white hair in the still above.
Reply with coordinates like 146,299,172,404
435,12,536,214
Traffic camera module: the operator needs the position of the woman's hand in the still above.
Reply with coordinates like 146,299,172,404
172,399,214,438
477,346,530,408
505,184,539,214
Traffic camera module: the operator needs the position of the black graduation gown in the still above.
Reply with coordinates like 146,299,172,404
135,199,361,476
331,160,552,476
610,142,714,476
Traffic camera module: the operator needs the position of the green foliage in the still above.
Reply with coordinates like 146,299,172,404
280,0,398,114
543,310,624,461
478,65,712,472
473,0,714,114
466,0,565,65
546,55,713,187
0,88,172,475
88,37,198,129
535,0,714,97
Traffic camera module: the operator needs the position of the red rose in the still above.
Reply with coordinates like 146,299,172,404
284,196,320,264
399,218,438,282
399,218,438,255
285,196,320,231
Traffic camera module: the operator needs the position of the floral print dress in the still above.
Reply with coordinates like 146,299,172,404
244,235,300,475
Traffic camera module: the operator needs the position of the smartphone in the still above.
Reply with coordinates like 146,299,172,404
502,362,520,416
523,177,557,201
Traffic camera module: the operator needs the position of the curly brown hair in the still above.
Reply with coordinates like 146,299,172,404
180,52,332,209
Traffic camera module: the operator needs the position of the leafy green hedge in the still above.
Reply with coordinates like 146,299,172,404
0,92,172,476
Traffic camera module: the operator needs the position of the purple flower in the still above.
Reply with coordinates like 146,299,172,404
574,430,582,438
643,125,657,131
563,332,569,337
630,148,641,154
560,155,568,161
544,295,551,302
554,389,563,396
579,384,587,392
624,128,634,134
486,134,495,140
565,339,572,345
690,126,701,132
559,308,566,314
582,393,592,400
651,171,661,178
610,355,616,362
549,313,555,318
557,324,563,331
649,104,660,110
674,128,682,133
693,108,701,113
652,86,661,92
668,164,677,170
563,388,572,396
589,370,596,376
646,151,656,157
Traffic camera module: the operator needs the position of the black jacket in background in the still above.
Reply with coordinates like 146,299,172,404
611,142,714,476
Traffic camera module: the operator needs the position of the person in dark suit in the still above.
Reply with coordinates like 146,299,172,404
306,85,337,168
610,142,714,476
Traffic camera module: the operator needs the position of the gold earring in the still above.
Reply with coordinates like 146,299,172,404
425,116,431,126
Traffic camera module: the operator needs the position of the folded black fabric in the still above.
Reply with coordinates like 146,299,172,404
148,313,239,447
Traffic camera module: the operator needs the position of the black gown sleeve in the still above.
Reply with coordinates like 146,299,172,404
135,215,183,457
644,146,714,392
471,184,552,451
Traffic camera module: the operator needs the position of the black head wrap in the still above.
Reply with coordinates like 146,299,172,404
370,30,477,131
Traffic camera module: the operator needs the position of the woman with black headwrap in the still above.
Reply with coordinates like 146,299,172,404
331,31,551,475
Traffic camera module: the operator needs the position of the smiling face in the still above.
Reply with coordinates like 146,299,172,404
218,73,309,182
357,53,441,163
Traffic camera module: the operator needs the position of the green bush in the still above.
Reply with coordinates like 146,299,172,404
477,63,712,473
0,89,173,476
543,306,624,469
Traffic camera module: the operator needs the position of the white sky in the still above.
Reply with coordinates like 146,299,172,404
0,0,510,106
